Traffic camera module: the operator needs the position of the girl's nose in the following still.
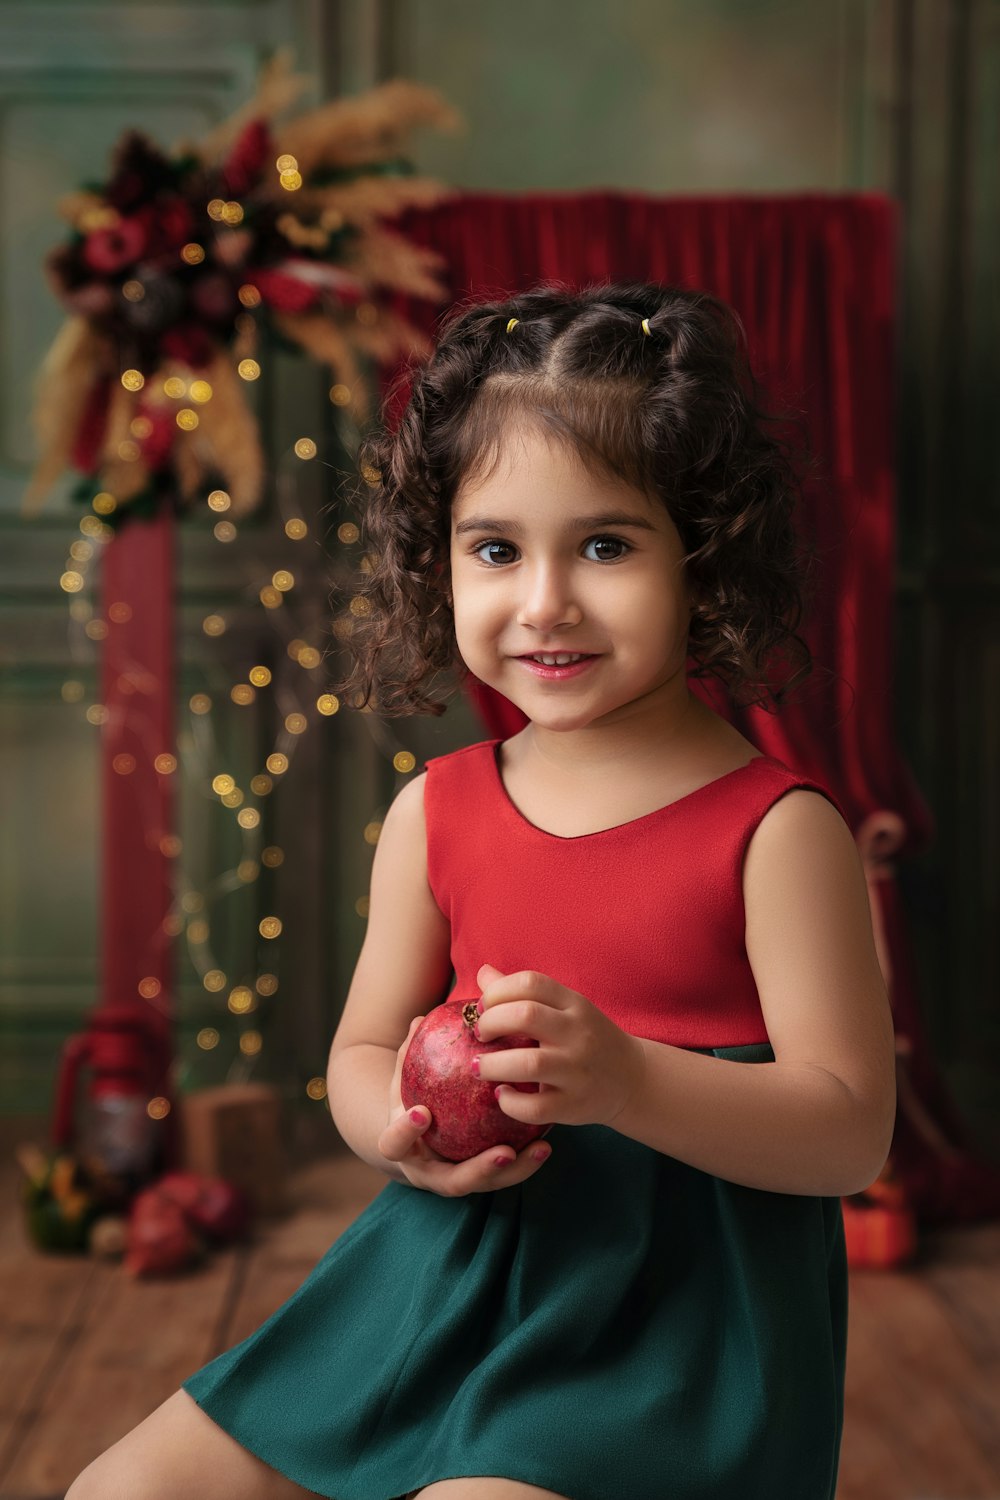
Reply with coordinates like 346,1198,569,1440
515,563,583,631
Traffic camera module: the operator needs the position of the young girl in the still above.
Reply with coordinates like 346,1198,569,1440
68,282,896,1500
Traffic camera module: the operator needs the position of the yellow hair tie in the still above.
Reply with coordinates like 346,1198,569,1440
506,317,519,333
641,317,651,336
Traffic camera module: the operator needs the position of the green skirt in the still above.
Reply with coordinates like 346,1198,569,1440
183,1044,847,1500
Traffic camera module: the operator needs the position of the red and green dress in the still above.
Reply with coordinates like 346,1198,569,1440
184,738,849,1500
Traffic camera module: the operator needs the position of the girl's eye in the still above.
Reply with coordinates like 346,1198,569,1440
584,535,631,562
476,540,521,564
472,535,632,566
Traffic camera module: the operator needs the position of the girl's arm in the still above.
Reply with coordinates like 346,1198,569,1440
326,771,454,1181
613,789,898,1196
327,772,554,1195
474,790,895,1196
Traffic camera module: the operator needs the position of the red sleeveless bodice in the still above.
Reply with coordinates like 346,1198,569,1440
423,737,846,1049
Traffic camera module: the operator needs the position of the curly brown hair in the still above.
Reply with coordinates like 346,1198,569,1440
328,280,818,717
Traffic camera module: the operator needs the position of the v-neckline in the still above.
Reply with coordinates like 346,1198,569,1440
489,739,775,842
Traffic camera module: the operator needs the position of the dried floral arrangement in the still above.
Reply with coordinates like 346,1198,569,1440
25,50,460,527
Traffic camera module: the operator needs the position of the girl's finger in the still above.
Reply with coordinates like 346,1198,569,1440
474,999,561,1046
378,1105,430,1163
472,1045,548,1086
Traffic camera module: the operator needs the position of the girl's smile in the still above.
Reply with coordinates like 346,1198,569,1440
449,423,694,743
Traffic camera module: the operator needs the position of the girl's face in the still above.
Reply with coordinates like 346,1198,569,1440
448,424,694,737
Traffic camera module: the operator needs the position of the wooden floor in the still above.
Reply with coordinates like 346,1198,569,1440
2,1121,999,1500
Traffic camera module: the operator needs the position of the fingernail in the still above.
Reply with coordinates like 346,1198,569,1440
470,1055,480,1076
409,1109,426,1126
492,1154,510,1168
476,999,484,1014
531,1147,550,1163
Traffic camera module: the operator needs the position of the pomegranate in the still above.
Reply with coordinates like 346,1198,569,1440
401,999,552,1162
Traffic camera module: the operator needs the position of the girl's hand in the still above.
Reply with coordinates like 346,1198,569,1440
376,1015,554,1197
473,963,647,1129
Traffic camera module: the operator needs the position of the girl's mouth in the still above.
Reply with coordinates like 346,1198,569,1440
516,654,599,680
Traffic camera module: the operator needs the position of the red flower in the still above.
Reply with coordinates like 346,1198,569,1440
247,266,319,314
222,118,274,198
82,218,147,275
136,198,196,259
161,324,217,368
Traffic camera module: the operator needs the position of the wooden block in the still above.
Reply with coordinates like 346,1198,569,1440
180,1084,287,1217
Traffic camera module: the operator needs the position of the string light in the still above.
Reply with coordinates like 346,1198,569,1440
285,519,307,539
249,665,272,687
121,369,144,392
294,438,316,460
306,1077,327,1100
259,916,282,939
238,358,261,380
147,1096,171,1119
238,284,262,308
329,384,352,407
207,489,231,512
213,521,237,542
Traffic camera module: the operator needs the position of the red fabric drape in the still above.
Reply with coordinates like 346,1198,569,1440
381,190,1000,1228
100,511,175,1060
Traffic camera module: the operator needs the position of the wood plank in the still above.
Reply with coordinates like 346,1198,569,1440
0,1247,241,1497
841,1268,1000,1497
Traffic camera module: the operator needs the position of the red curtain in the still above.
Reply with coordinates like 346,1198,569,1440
381,190,1000,1227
